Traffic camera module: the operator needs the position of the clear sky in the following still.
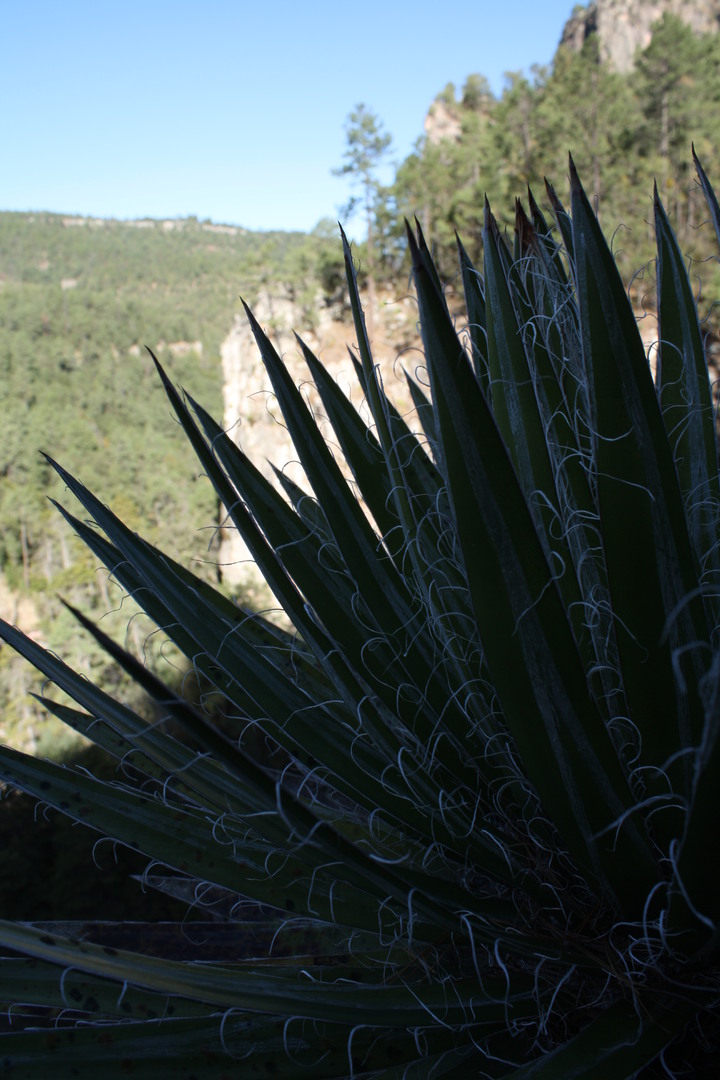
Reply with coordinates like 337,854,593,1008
1,0,578,236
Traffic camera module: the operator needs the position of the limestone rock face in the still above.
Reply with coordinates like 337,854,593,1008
424,98,463,145
218,289,420,601
559,0,720,72
218,291,312,595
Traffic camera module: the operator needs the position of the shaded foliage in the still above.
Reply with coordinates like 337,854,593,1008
1,156,720,1075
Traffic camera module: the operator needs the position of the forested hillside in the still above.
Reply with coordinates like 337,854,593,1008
383,13,720,292
0,213,342,752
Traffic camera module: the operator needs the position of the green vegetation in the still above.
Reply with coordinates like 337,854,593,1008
1,151,720,1075
382,14,720,284
334,103,393,336
4,10,720,759
0,211,343,749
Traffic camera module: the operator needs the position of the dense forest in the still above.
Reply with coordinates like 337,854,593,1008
0,215,343,752
381,13,720,294
2,10,720,757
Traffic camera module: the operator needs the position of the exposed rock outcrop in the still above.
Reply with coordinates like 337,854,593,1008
559,0,720,72
424,98,463,145
218,289,420,600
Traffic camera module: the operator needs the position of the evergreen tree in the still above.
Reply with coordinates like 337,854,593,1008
491,69,544,204
333,104,392,336
538,36,637,221
633,14,703,229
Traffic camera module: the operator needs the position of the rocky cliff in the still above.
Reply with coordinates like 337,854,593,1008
218,289,420,600
424,98,463,145
559,0,720,72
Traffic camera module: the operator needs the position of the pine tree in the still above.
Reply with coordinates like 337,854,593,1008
333,104,392,338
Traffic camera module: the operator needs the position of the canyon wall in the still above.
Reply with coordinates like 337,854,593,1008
559,0,720,72
217,288,421,604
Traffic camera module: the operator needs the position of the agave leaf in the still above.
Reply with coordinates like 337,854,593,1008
0,619,473,933
654,184,720,596
0,618,254,817
147,359,366,658
512,196,580,372
62,604,491,916
0,954,217,1019
47,499,357,773
528,186,569,281
29,695,170,786
456,235,489,392
187,379,338,565
484,203,553,490
570,156,709,804
335,235,531,802
6,916,410,972
241,301,417,638
403,367,438,448
0,744,273,899
408,218,657,909
49,471,516,877
299,335,492,716
345,348,442,492
504,996,697,1079
5,158,720,1075
7,610,541,943
368,1045,482,1080
219,314,490,801
0,1012,337,1079
506,203,621,721
184,392,513,862
0,737,434,937
693,146,720,254
544,178,574,262
185,386,395,663
271,464,334,539
341,228,423,538
669,649,720,944
0,995,508,1080
294,334,402,545
0,920,537,1029
47,467,384,811
341,233,512,759
483,201,592,662
47,472,319,727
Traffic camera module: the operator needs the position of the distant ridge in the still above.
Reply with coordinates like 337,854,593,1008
16,211,248,235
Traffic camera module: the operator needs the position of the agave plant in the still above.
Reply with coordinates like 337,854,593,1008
1,152,720,1077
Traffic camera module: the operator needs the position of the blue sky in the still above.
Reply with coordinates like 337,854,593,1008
1,0,578,235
